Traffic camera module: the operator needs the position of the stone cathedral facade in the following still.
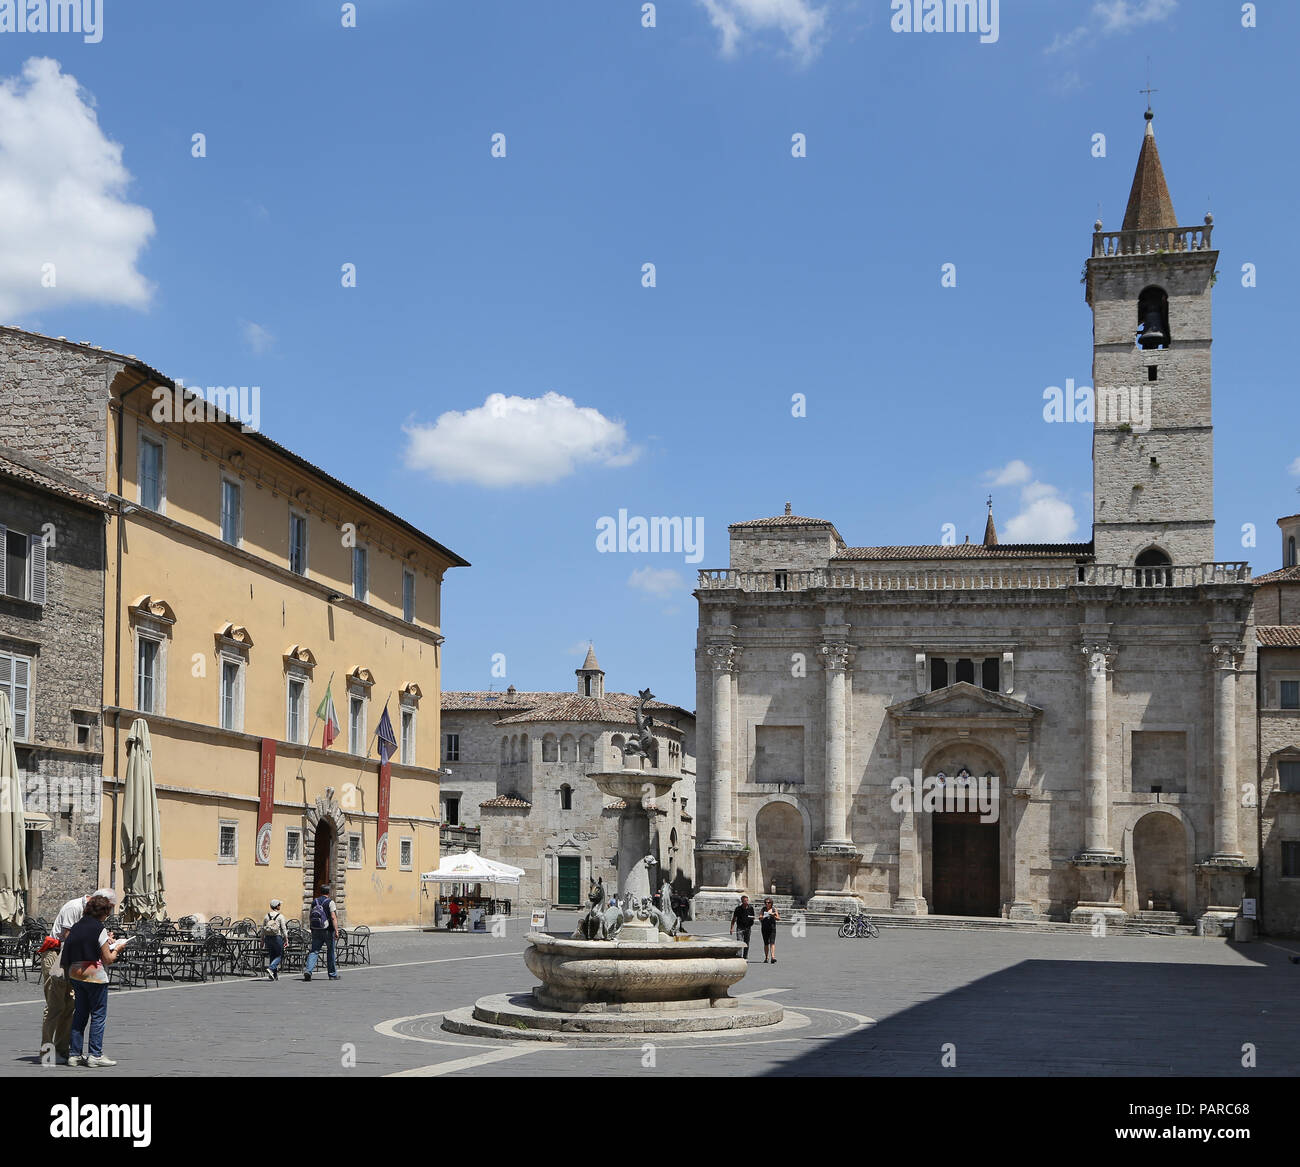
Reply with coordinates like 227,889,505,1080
693,112,1265,932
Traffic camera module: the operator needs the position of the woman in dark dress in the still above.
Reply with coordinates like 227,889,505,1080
760,897,780,964
60,894,124,1067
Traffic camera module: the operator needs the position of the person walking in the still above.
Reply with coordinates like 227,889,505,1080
729,895,756,960
760,897,780,963
261,899,288,980
61,894,127,1068
303,885,340,981
40,888,116,1065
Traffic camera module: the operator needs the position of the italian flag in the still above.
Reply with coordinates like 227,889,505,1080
316,685,340,750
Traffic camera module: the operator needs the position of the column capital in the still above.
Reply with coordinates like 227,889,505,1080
1078,643,1116,675
706,642,743,673
1210,641,1246,670
818,642,854,671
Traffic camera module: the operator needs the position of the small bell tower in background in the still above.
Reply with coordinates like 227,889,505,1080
1086,106,1218,566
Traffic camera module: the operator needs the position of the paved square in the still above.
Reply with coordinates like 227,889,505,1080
1,919,1295,1077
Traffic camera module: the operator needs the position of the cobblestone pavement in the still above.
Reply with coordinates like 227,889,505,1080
2,916,1296,1077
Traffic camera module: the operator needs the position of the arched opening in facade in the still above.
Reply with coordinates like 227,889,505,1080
1132,811,1187,917
1136,285,1171,349
923,743,1003,918
755,801,807,900
312,818,334,898
1135,546,1173,586
559,783,573,811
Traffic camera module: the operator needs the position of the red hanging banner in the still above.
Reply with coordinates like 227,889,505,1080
376,758,391,869
256,738,276,865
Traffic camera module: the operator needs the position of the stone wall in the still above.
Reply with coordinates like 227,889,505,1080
1258,646,1300,935
0,478,107,918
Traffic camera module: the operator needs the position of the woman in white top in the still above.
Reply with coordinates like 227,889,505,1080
262,900,289,981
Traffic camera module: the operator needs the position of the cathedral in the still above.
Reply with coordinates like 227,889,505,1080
693,111,1300,934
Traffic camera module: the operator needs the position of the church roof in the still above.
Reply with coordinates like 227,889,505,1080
1257,626,1300,648
1122,112,1178,231
1254,565,1300,585
491,692,689,729
479,795,532,808
729,508,846,544
441,690,553,711
578,644,601,671
835,542,1092,561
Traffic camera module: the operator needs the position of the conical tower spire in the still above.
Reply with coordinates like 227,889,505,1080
1121,109,1177,231
983,496,998,547
576,643,604,698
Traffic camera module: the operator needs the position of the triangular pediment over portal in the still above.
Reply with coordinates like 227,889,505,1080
886,681,1041,728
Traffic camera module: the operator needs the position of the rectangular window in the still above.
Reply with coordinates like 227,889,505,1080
1284,841,1300,879
353,546,368,602
0,651,31,741
289,512,309,575
218,820,238,863
773,570,789,591
1281,681,1300,710
981,657,1000,692
349,694,365,755
287,678,305,744
1280,761,1300,794
444,732,460,762
347,832,363,868
399,837,413,871
403,569,416,622
444,797,460,826
401,709,415,765
221,659,241,731
136,637,160,714
929,657,948,690
139,435,163,511
221,479,242,546
4,529,29,601
285,827,302,866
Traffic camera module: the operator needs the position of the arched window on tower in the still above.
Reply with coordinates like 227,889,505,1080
1135,546,1173,587
1136,286,1171,350
559,783,573,810
560,733,576,762
1288,536,1297,567
542,733,558,762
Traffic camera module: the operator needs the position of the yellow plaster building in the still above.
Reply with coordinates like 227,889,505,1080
0,328,469,925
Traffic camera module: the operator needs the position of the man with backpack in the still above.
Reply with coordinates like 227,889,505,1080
262,899,288,981
303,885,340,981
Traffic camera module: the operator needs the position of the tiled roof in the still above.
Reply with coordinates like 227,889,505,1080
1254,565,1300,584
835,543,1092,561
492,693,689,729
441,691,552,712
0,442,110,511
730,515,836,528
479,795,532,808
1122,115,1178,231
1258,626,1300,648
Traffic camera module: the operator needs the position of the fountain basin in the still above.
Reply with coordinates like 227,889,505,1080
524,931,747,1012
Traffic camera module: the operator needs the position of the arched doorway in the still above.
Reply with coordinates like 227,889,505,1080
313,818,334,897
924,743,1003,918
1132,812,1187,916
755,801,807,899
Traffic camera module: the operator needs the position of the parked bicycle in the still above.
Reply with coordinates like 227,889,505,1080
838,911,881,939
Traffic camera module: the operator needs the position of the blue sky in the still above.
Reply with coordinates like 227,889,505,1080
1,0,1295,709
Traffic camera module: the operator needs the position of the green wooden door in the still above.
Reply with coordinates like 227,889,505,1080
557,856,581,906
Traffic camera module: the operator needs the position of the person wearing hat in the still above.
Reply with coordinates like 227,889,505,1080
261,899,288,981
39,888,116,1065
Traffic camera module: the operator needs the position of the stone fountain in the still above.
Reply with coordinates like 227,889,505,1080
442,690,783,1041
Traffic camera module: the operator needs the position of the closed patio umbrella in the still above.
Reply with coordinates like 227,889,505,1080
120,718,165,920
0,691,28,927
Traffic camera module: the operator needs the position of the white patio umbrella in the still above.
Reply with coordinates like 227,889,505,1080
0,692,27,926
421,850,523,885
120,718,166,920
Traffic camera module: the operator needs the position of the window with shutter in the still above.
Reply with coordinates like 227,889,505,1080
0,651,31,741
28,535,45,605
3,528,29,600
0,522,6,595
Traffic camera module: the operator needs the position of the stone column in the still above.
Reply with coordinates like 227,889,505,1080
1006,726,1036,920
706,642,742,845
1210,642,1245,858
1080,644,1117,856
893,730,927,914
694,641,746,919
819,641,853,846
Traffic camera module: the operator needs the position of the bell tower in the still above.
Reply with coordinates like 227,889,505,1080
1086,109,1218,567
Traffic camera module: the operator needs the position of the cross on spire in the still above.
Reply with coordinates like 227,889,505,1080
1141,57,1157,113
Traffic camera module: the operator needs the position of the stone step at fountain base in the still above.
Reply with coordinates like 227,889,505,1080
442,991,784,1042
783,911,1196,936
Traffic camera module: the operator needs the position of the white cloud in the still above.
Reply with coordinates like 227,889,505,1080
241,320,274,355
628,566,686,599
0,57,154,317
698,0,829,65
1288,456,1300,476
984,459,1032,488
403,391,639,488
1003,481,1079,543
1046,0,1175,53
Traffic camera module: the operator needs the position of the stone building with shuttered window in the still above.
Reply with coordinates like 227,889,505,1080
0,442,109,919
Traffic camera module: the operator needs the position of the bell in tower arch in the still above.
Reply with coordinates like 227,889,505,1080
1136,286,1171,350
